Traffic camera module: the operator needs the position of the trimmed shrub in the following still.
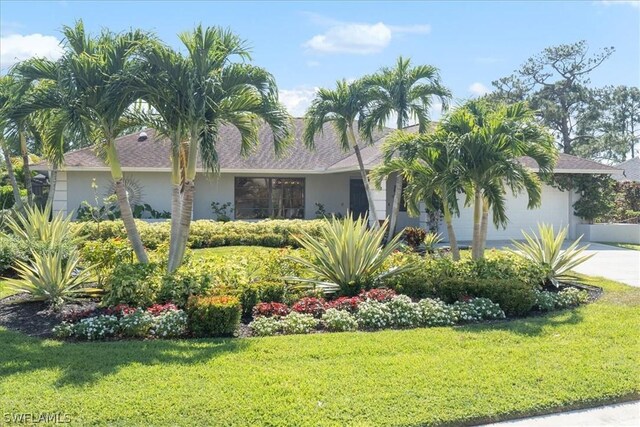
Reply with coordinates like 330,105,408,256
237,281,289,319
280,312,318,335
323,308,358,332
103,262,161,307
434,278,536,317
186,295,241,337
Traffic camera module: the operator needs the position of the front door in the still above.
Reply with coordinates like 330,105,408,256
349,179,368,219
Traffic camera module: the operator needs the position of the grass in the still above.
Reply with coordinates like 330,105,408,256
0,267,638,425
598,242,640,251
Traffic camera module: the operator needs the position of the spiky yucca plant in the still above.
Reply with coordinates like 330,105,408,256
6,249,100,310
423,232,443,254
4,203,82,248
510,223,594,287
288,214,412,296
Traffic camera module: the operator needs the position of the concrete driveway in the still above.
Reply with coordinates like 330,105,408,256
479,241,640,287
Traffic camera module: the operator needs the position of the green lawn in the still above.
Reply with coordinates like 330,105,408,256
1,271,638,426
598,242,640,251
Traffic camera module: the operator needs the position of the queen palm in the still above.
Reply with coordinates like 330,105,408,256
304,80,380,228
0,75,26,211
139,27,292,271
362,56,451,238
370,129,463,260
17,21,153,263
444,100,557,259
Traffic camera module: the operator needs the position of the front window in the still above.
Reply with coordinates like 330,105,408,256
234,177,305,219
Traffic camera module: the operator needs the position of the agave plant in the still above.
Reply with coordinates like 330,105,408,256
510,223,594,287
423,232,443,254
6,249,100,310
287,214,413,296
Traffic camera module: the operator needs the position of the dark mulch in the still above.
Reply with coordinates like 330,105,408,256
0,293,99,338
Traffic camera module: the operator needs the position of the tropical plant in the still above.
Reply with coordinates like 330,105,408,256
5,249,99,310
362,56,451,238
510,223,594,287
304,80,381,229
16,20,153,263
443,100,557,259
370,129,464,259
287,214,412,296
423,232,443,253
138,27,291,271
4,203,81,247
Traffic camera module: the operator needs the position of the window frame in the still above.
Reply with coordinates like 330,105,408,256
234,176,306,220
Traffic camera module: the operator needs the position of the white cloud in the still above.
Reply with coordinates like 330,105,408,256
303,18,430,55
0,33,63,69
279,87,318,117
598,0,640,7
468,82,490,96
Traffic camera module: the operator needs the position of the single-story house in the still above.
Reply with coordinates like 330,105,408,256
615,157,640,182
36,118,623,241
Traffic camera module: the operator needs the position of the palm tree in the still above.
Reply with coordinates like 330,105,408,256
370,129,463,260
304,80,380,228
17,21,153,263
0,76,26,211
362,56,451,238
138,27,292,271
444,100,557,259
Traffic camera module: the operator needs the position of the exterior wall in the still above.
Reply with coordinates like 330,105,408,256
51,171,68,216
438,184,574,241
384,174,420,230
65,171,172,218
576,224,640,244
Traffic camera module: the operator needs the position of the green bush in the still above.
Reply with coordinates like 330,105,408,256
235,281,290,319
186,295,241,337
71,219,325,250
0,185,26,209
434,278,537,317
0,235,28,274
103,262,161,307
80,238,133,287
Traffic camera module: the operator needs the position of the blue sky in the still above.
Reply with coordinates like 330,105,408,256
1,0,639,117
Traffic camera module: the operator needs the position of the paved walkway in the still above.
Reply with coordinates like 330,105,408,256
484,400,640,426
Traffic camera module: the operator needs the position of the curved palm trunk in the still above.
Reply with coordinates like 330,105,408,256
171,128,199,270
471,187,483,260
46,166,58,209
441,187,460,261
19,130,34,207
1,142,23,211
479,198,489,258
106,143,149,264
387,172,403,239
349,126,379,229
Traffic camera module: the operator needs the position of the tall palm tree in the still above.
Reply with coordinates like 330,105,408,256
17,21,153,263
304,80,381,228
362,56,451,238
138,27,292,271
0,76,26,211
444,100,557,259
370,129,463,260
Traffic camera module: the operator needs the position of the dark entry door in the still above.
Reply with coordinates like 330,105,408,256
349,179,368,218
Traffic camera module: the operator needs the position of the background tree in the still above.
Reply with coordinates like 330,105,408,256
304,80,381,228
0,76,26,211
491,41,614,156
444,100,557,259
362,56,451,239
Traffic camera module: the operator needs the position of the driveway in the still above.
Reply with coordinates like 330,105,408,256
479,241,640,287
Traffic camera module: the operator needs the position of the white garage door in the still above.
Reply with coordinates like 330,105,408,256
440,184,570,241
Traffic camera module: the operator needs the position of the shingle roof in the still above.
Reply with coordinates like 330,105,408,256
615,157,640,182
48,120,622,175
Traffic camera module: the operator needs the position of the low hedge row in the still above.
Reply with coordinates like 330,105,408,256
71,219,326,250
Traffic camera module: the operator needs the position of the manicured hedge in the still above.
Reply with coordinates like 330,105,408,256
71,219,326,249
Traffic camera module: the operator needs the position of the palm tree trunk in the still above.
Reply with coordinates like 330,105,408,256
19,130,34,207
442,191,460,261
171,128,199,270
471,187,483,260
167,138,183,273
1,142,23,211
46,166,58,208
479,198,489,258
348,126,379,229
387,172,403,239
105,143,149,264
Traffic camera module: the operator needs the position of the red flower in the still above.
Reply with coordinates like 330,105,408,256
292,297,326,318
105,304,136,316
252,302,290,318
360,288,396,302
147,303,179,316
